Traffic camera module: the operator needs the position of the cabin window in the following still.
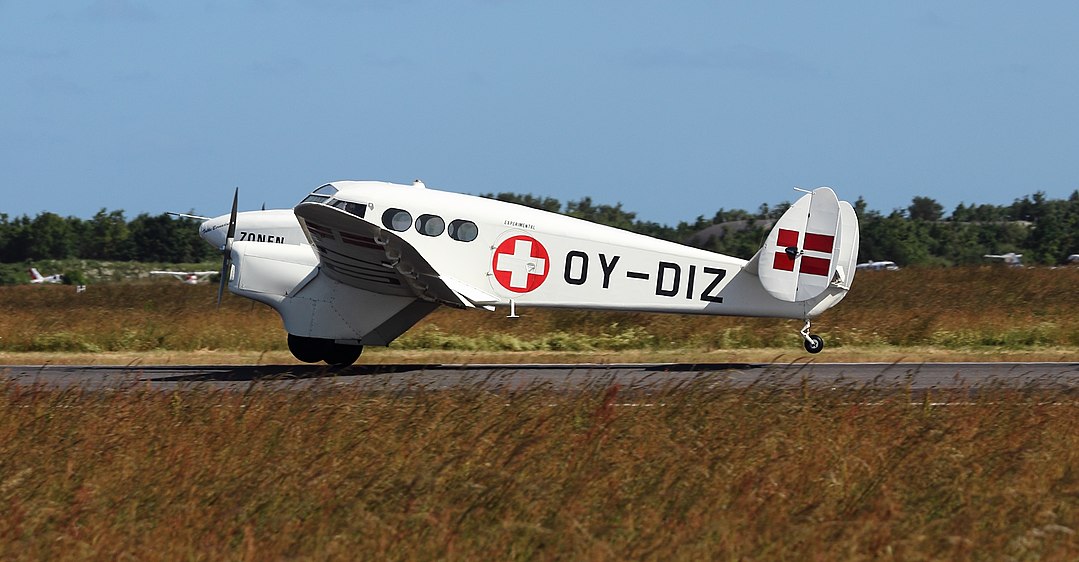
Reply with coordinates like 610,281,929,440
301,194,329,204
383,208,412,232
448,219,479,242
415,214,445,237
313,184,338,196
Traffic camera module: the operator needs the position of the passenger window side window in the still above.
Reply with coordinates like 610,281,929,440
382,208,412,232
448,220,479,242
415,214,445,237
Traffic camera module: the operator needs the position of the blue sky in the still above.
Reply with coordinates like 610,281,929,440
3,1,1078,225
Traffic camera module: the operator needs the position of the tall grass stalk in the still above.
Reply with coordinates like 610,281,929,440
0,380,1076,559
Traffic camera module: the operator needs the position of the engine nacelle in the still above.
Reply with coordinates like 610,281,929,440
228,241,436,345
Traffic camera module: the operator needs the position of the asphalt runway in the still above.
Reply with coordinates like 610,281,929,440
2,362,1078,392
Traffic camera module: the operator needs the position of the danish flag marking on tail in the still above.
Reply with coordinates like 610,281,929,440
772,229,835,276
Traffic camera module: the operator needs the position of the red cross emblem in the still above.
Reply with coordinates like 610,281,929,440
492,235,550,293
773,229,834,276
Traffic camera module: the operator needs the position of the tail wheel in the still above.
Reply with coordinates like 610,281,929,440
803,334,824,354
324,344,363,367
288,334,329,363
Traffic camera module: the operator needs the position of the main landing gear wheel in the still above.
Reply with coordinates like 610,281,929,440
288,334,328,363
287,334,364,367
324,343,363,367
800,320,825,354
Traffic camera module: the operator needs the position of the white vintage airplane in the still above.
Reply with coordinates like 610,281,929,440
150,270,217,285
29,267,63,284
195,181,860,366
855,260,899,271
984,252,1023,267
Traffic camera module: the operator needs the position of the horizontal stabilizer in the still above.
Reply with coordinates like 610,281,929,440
757,187,848,302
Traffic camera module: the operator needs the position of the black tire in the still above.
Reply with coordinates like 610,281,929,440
288,334,329,363
803,334,824,354
324,343,363,367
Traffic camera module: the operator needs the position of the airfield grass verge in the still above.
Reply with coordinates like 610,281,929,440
1,346,1077,366
0,266,1076,361
1,380,1077,560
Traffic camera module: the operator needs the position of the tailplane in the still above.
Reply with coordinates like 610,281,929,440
749,187,859,302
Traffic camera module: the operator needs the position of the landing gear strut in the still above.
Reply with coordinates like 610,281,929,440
800,320,824,354
288,334,363,367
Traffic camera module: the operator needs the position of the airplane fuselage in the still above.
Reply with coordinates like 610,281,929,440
204,181,851,319
329,182,849,318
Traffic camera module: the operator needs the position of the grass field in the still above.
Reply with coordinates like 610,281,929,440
0,266,1077,361
1,380,1077,560
2,267,1078,559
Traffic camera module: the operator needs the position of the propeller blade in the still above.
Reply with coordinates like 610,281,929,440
217,188,239,308
217,256,229,307
225,188,238,243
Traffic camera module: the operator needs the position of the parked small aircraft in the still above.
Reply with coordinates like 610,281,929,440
151,270,217,285
195,181,860,366
984,252,1023,267
855,260,899,271
28,267,63,284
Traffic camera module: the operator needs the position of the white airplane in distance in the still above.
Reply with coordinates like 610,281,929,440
151,270,217,285
984,252,1023,267
29,267,63,284
855,260,899,271
194,181,860,366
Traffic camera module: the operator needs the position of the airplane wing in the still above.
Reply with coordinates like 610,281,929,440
293,202,499,310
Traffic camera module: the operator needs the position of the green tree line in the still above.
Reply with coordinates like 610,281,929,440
1,191,1076,267
0,211,213,264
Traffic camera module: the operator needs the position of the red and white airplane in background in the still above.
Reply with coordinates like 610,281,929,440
28,267,63,284
195,181,860,366
151,270,217,284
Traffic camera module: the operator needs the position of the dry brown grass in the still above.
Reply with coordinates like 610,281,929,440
1,381,1077,560
0,267,1076,361
3,268,1078,559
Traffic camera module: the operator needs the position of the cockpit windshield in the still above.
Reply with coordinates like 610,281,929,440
299,184,339,205
313,184,338,196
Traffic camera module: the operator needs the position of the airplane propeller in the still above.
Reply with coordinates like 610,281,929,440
217,188,239,307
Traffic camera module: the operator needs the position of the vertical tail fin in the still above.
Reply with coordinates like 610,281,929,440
754,187,859,302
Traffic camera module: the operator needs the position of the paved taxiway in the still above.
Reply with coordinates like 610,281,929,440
2,362,1077,391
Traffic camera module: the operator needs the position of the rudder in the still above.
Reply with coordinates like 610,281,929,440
756,187,857,302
